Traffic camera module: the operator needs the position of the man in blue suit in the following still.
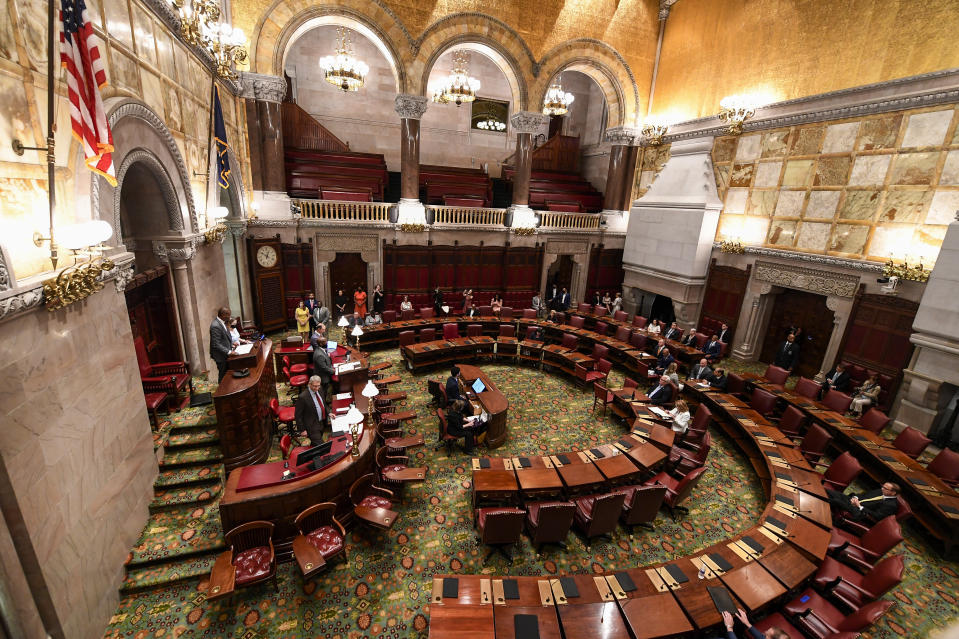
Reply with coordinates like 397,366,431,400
702,334,723,362
655,348,674,375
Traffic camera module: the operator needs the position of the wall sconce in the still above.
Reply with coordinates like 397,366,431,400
35,220,115,311
204,206,228,244
883,258,931,283
719,94,762,135
641,118,670,145
248,200,259,219
720,239,745,254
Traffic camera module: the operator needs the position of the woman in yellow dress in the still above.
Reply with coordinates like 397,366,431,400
294,300,311,339
353,285,368,319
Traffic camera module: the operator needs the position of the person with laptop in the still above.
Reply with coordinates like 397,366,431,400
445,399,487,454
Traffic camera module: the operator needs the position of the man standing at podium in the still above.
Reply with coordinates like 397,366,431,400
296,376,330,444
210,307,235,382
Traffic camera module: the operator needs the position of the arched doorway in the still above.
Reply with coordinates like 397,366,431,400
547,255,574,292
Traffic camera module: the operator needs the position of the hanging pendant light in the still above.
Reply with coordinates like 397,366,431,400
319,27,369,92
431,51,480,106
542,76,574,116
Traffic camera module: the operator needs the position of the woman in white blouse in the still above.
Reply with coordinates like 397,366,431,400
399,295,413,312
647,319,662,335
670,399,691,434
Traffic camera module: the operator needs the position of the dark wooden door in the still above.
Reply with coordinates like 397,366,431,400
760,289,834,378
125,268,181,363
547,255,574,291
330,253,367,313
283,243,314,326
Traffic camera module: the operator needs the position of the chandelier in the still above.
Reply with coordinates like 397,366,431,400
431,52,480,106
320,27,369,92
542,77,574,116
477,118,505,131
171,0,247,80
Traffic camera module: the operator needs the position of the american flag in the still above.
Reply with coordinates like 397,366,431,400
60,0,116,185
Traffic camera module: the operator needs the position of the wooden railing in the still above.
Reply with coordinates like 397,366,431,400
281,103,349,152
295,199,392,222
430,206,506,226
538,211,601,230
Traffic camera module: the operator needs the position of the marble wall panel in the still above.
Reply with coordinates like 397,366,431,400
830,224,870,254
858,114,903,150
734,134,761,162
767,220,797,246
814,156,851,186
140,69,165,122
938,150,959,185
869,223,915,258
747,190,777,217
761,130,791,158
163,81,183,133
890,151,940,185
753,161,782,188
16,0,48,68
724,187,748,213
789,125,824,156
879,191,932,224
0,73,32,164
821,122,859,154
131,4,156,67
712,137,737,164
729,163,755,187
805,190,841,219
110,48,140,93
926,190,959,225
774,190,805,217
0,2,16,61
782,159,814,187
848,154,892,186
102,0,133,53
796,221,832,250
901,109,954,148
154,27,176,79
713,164,730,197
838,191,881,221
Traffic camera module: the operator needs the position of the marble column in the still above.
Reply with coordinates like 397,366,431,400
509,111,548,229
240,72,290,219
155,239,205,375
818,296,853,380
394,94,429,226
602,126,642,233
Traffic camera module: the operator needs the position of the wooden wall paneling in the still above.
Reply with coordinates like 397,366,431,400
698,259,751,335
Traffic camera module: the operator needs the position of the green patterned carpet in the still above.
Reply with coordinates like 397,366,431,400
104,353,959,638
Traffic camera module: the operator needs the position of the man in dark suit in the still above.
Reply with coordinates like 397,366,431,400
312,337,335,398
647,376,674,405
433,287,444,314
305,292,319,332
718,323,731,344
654,348,674,375
664,322,682,341
446,365,462,404
465,303,479,318
689,358,712,381
654,339,667,358
702,335,723,362
827,482,900,523
708,368,728,391
547,283,559,311
681,330,698,346
773,333,800,372
209,307,235,382
558,287,570,311
295,376,330,444
820,363,850,399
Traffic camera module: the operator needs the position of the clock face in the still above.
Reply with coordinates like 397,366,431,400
256,245,278,268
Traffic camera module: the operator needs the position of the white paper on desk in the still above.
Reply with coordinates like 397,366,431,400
648,371,657,377
234,344,254,355
335,392,352,400
648,406,671,419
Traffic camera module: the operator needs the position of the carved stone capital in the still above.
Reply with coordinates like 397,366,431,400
510,111,549,134
239,72,287,103
0,245,12,292
605,126,642,146
395,94,429,120
225,220,247,238
0,287,44,322
754,260,859,298
112,263,137,293
153,237,201,263
658,0,678,19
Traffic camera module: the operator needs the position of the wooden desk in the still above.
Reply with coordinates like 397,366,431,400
593,453,643,485
213,339,277,470
492,577,562,639
354,505,398,529
720,559,785,612
472,469,518,507
458,364,509,448
554,575,630,639
554,461,605,494
626,442,667,472
757,540,817,589
514,467,564,499
429,576,495,639
616,568,694,638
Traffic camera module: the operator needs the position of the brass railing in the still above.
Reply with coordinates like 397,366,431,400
295,199,392,222
430,206,506,226
537,211,601,230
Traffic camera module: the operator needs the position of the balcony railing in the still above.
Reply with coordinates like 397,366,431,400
430,205,506,227
295,199,393,222
538,211,601,230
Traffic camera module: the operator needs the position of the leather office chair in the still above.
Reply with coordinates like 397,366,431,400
822,389,854,414
812,554,904,611
282,366,308,399
419,328,436,342
764,364,790,386
579,303,593,314
575,359,612,387
680,427,709,453
726,373,747,396
669,433,711,477
858,408,890,434
794,376,821,400
612,484,667,532
778,405,807,438
589,343,610,362
800,423,833,464
560,333,579,351
837,496,912,537
398,330,416,347
278,434,308,464
269,398,297,439
592,382,614,415
376,420,424,453
750,387,778,418
644,466,706,519
594,321,610,336
594,305,608,317
400,308,414,321
381,310,397,324
573,492,626,545
500,307,513,319
523,325,543,342
783,594,894,638
632,315,648,329
524,500,576,551
927,448,959,487
689,405,713,433
478,305,493,316
419,307,435,319
522,308,537,319
207,520,278,603
634,360,650,380
821,452,862,492
475,507,526,564
629,332,648,351
443,323,460,340
891,426,931,459
569,315,585,329
349,473,397,530
465,323,483,338
623,377,639,390
613,310,628,322
828,516,903,572
427,378,445,406
614,326,631,342
498,324,515,338
435,408,458,454
293,502,347,580
283,355,308,377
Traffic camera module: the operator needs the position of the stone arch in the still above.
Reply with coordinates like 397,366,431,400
410,14,534,110
534,40,639,127
250,0,412,86
91,99,198,239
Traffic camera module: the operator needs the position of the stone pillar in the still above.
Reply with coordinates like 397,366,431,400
154,240,206,375
394,94,429,227
509,111,548,229
240,72,290,219
818,296,853,380
602,126,642,233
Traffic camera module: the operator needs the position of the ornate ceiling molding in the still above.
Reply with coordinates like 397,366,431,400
754,259,860,298
394,94,429,120
605,126,642,146
719,244,885,274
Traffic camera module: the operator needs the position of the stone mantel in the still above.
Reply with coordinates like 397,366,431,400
752,260,860,298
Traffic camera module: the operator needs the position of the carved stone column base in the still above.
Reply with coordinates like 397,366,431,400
601,209,629,234
253,190,292,220
508,204,537,230
396,199,427,228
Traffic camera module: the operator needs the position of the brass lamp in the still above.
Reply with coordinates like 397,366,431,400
345,404,364,457
34,220,116,311
351,324,364,350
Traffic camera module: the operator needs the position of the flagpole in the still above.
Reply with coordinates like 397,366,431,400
45,0,58,268
203,75,217,224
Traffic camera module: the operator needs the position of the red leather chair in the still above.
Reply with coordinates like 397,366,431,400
522,308,537,319
525,500,576,551
858,408,890,434
435,408,459,454
779,405,807,438
927,448,959,487
592,382,614,415
613,310,628,322
560,333,578,351
669,433,711,477
801,424,833,464
269,398,297,438
375,447,425,497
400,308,415,321
727,373,747,396
398,330,416,347
589,343,610,362
498,324,515,338
575,359,612,387
891,426,931,459
750,614,808,639
524,326,543,341
478,305,493,316
500,307,513,319
764,364,790,386
568,315,585,329
750,387,778,418
837,497,912,537
783,593,894,638
823,390,854,414
623,377,639,390
812,554,904,611
629,333,647,350
293,502,347,579
821,452,862,491
828,516,903,572
614,326,631,342
573,492,626,544
794,376,821,400
579,303,593,314
381,310,397,324
612,484,667,531
209,520,278,602
466,324,483,337
419,307,435,319
376,420,425,453
279,434,307,463
594,306,608,317
443,323,460,340
349,473,397,530
632,315,648,329
283,366,308,399
644,466,706,519
283,355,308,376
594,321,610,336
475,507,526,564
134,336,192,411
144,393,168,430
419,328,436,342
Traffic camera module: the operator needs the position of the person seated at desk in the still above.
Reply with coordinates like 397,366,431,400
531,293,542,317
400,295,413,312
669,399,691,434
365,312,382,326
601,291,612,313
708,367,728,391
647,319,662,335
611,293,623,315
664,321,682,341
827,482,900,523
689,358,712,381
663,362,680,387
654,339,667,358
446,366,463,404
465,303,480,318
820,362,850,399
229,317,251,348
295,375,330,445
681,330,698,346
718,323,731,344
702,334,723,362
721,609,789,639
849,374,881,417
491,294,503,315
647,375,674,406
654,348,675,375
445,399,487,454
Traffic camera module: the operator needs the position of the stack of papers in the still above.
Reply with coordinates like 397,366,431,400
648,406,671,419
235,344,254,355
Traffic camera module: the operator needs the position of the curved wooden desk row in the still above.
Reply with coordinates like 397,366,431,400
742,374,959,552
429,385,834,638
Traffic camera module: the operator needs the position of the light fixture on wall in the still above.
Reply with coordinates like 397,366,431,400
431,52,480,106
542,77,574,116
640,116,670,145
320,27,369,92
204,206,229,244
719,239,745,254
33,220,115,311
476,118,506,131
883,257,931,283
718,93,765,134
170,0,247,80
